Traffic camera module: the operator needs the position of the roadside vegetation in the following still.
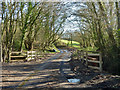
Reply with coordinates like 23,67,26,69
1,2,66,62
0,2,120,75
61,2,120,75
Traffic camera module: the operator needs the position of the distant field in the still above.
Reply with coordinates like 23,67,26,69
60,39,98,51
60,39,80,48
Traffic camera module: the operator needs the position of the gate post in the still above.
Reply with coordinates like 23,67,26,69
99,52,102,72
85,51,88,67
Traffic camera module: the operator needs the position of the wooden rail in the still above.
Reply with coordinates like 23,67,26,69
27,51,36,61
72,50,103,72
10,51,37,62
10,51,44,62
10,51,27,62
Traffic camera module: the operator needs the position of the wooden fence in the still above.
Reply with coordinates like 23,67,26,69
10,51,43,62
10,51,27,62
27,51,36,61
72,50,103,72
10,50,103,72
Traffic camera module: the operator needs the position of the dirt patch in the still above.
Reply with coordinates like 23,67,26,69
2,50,120,89
69,59,120,88
2,53,58,88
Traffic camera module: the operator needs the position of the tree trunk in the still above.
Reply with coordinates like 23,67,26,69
19,34,25,51
116,2,120,46
0,30,3,62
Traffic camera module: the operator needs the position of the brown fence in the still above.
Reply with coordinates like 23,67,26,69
10,51,27,62
27,51,36,61
10,51,43,62
72,50,103,72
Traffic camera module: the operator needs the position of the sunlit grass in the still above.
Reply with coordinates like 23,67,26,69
60,39,80,45
60,39,97,51
60,39,80,48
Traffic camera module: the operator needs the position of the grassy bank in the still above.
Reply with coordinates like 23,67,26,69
59,39,98,51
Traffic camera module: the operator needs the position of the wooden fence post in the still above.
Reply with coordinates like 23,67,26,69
35,51,37,61
31,51,33,60
79,50,81,61
27,51,28,61
99,53,102,72
77,50,80,60
81,50,84,63
9,52,11,62
85,51,88,67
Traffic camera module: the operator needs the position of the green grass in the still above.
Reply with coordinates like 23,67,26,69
60,39,80,48
59,39,98,51
60,39,80,45
83,47,98,51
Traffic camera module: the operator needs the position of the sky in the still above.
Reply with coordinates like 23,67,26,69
63,2,83,33
0,2,83,33
0,0,119,2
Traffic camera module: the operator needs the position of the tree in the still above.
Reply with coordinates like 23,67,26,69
71,2,120,74
1,2,19,62
116,2,120,47
1,2,67,62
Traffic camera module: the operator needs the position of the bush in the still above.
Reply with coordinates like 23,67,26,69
103,56,120,75
12,40,21,51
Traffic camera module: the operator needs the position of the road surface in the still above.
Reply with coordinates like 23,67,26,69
2,50,120,89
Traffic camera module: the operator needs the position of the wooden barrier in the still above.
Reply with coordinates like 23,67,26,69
27,51,36,61
87,53,102,72
75,50,102,72
10,51,43,62
10,51,27,62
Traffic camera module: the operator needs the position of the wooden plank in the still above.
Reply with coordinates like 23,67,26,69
88,54,100,56
10,59,25,61
87,57,97,60
28,55,36,57
10,56,25,58
27,58,35,61
27,51,36,53
88,66,100,70
27,57,35,59
11,52,21,54
88,60,100,63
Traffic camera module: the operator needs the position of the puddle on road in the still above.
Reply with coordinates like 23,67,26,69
64,50,68,53
59,49,68,53
68,79,80,83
